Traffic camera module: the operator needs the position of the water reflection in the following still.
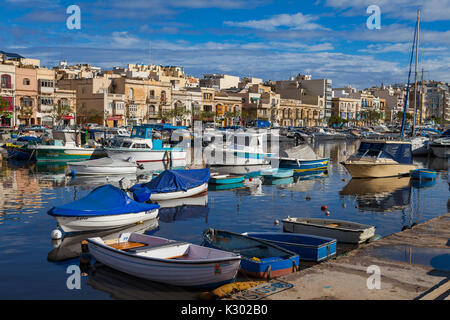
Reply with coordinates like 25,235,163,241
48,218,159,262
157,194,209,223
339,177,412,213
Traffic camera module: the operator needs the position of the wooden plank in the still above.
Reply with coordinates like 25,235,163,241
418,280,450,300
109,241,147,251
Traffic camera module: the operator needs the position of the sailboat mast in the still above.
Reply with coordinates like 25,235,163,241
413,9,420,135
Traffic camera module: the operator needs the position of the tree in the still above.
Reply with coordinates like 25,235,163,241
328,115,347,127
0,97,11,118
50,104,73,126
19,105,34,124
366,110,382,125
170,107,191,125
394,112,414,124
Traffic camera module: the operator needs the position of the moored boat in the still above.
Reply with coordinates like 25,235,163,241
66,156,139,176
86,232,242,288
242,232,337,262
409,169,437,180
341,140,417,178
209,173,245,184
260,168,294,179
202,228,299,279
429,130,450,158
130,168,210,202
48,185,160,233
282,217,376,244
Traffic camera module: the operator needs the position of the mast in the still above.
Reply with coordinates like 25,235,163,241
400,10,419,138
412,9,420,135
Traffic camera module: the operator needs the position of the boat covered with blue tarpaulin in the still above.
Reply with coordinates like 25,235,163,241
131,169,210,202
48,185,160,232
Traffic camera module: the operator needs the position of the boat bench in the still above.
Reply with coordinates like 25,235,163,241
127,241,188,253
231,244,268,253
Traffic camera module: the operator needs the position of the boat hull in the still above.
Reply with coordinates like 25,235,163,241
279,158,329,173
87,236,241,288
67,160,137,176
55,209,159,233
150,183,208,201
410,169,436,180
430,144,450,158
243,232,337,262
105,149,186,163
30,146,106,162
342,162,417,178
282,218,375,244
209,175,245,184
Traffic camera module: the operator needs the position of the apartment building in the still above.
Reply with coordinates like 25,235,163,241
0,54,16,127
200,74,240,90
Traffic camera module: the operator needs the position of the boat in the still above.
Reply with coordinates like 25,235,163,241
86,232,242,288
204,132,275,166
208,182,245,191
48,185,160,233
2,136,40,160
266,144,329,173
282,217,376,244
341,140,417,178
104,125,187,164
66,156,139,176
260,168,294,179
310,128,347,141
242,232,337,262
130,168,210,202
429,129,450,158
202,228,299,279
209,173,245,184
28,140,106,163
409,169,437,180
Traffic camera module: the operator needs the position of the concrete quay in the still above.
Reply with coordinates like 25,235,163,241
228,213,450,300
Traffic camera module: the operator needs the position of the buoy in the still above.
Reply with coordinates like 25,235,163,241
274,219,279,225
249,177,253,182
51,229,62,240
306,196,311,201
321,205,327,211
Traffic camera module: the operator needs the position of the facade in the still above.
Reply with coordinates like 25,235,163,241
200,74,240,90
0,59,16,127
331,97,361,122
15,66,38,126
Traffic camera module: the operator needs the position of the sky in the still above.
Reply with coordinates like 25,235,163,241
0,0,449,89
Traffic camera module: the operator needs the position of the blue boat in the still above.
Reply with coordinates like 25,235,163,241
202,229,299,279
242,232,337,262
209,174,245,185
410,169,437,180
279,158,330,173
261,168,294,179
130,169,210,202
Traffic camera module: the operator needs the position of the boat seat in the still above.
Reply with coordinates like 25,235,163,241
109,241,147,251
127,241,188,253
231,244,268,252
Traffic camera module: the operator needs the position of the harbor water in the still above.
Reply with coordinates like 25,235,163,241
0,140,449,299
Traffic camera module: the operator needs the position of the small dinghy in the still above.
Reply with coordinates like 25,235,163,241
409,169,437,180
242,232,336,262
282,217,375,244
202,229,299,279
86,232,242,288
261,168,294,179
66,156,138,176
130,169,210,202
48,185,160,233
209,173,245,184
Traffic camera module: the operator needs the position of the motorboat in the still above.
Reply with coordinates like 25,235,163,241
104,125,187,164
66,156,139,176
341,139,417,178
429,129,450,158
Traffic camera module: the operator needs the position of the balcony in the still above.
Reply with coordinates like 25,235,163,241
39,105,54,112
39,87,54,94
147,95,160,103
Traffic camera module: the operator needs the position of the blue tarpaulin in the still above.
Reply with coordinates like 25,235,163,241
358,142,413,164
48,185,160,217
130,169,210,202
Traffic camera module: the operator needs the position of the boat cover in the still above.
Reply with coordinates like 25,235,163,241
48,185,159,217
130,169,210,202
17,136,40,142
358,141,413,164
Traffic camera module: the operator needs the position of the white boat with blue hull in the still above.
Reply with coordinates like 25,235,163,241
87,232,242,288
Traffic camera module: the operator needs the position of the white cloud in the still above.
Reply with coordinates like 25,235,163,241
224,12,327,31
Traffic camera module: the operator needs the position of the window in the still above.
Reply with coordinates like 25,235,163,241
23,78,30,86
149,90,155,97
40,98,54,105
40,80,54,88
148,105,156,114
1,75,11,89
128,88,134,99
